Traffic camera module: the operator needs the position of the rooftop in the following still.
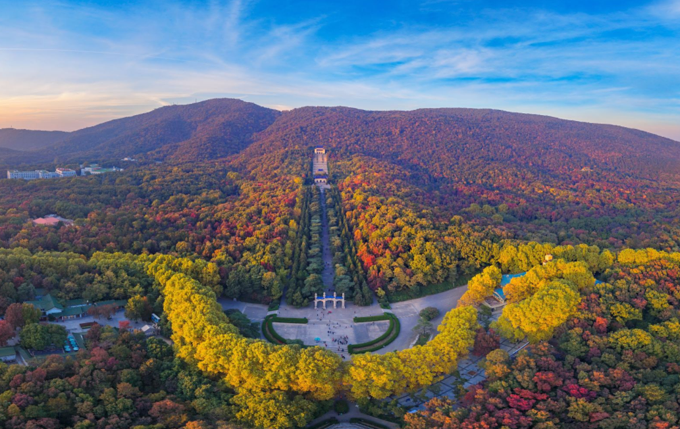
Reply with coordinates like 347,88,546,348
26,294,64,312
0,347,15,358
32,215,74,226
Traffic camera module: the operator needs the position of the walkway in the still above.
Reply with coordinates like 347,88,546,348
375,285,468,354
217,297,269,323
393,337,529,411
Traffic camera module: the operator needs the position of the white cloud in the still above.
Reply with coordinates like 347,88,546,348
649,0,680,18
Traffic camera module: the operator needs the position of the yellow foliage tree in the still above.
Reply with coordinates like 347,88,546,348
459,266,501,306
495,280,580,343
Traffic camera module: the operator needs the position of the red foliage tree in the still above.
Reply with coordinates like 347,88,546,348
472,328,501,357
0,320,15,346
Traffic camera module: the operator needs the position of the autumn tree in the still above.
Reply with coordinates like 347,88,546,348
5,303,41,330
125,295,152,321
0,320,14,346
459,265,502,306
495,280,580,342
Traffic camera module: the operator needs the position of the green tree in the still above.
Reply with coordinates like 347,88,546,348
125,295,152,321
20,323,50,350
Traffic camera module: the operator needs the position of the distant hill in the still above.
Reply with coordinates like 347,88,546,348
0,99,280,165
0,128,68,151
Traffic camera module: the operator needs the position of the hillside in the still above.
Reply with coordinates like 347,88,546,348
0,99,280,165
233,106,680,293
0,128,68,151
246,106,680,181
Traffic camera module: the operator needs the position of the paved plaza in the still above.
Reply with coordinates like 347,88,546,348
277,303,390,359
53,309,147,333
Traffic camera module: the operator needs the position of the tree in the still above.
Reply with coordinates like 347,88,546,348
20,323,50,351
495,280,581,342
5,303,41,330
46,324,67,349
88,304,118,320
419,307,440,321
472,328,500,357
413,318,433,337
0,320,14,346
125,295,152,321
149,399,188,428
224,309,260,338
459,266,502,307
481,349,511,381
232,389,317,429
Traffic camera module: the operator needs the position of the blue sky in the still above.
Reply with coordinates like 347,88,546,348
0,0,679,140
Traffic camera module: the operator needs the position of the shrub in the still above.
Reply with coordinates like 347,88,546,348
262,315,309,345
272,317,308,324
354,314,391,323
334,399,350,414
419,307,440,321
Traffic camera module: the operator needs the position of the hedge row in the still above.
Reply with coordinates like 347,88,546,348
272,317,308,324
349,417,390,429
261,315,284,344
349,313,400,354
262,315,309,345
354,314,392,323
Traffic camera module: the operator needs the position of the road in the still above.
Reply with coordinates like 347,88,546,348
375,285,468,354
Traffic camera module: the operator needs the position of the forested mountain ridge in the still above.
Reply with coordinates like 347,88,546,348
0,128,68,152
0,99,280,164
247,106,680,181
2,100,679,176
234,105,680,294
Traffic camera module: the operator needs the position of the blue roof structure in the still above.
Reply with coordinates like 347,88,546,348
493,272,527,302
500,272,526,286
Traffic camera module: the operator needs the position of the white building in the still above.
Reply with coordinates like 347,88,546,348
7,168,77,180
56,168,77,177
7,170,40,180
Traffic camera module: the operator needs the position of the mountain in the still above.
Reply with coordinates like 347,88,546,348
2,99,679,184
244,106,680,182
0,99,280,165
0,128,68,151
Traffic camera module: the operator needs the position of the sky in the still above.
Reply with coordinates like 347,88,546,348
0,0,679,141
